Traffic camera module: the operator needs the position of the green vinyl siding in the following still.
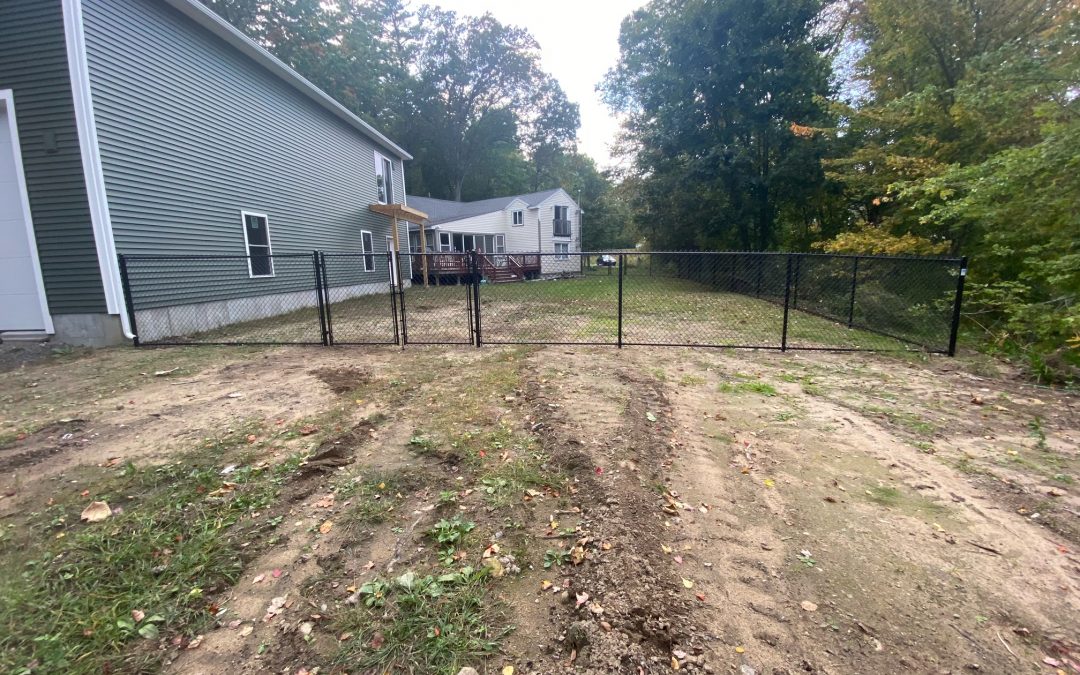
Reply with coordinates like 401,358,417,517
81,0,410,307
0,0,108,314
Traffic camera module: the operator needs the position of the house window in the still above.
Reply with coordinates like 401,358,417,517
439,232,451,252
512,210,524,226
374,152,394,204
241,211,273,277
554,242,569,260
553,205,570,237
361,230,374,271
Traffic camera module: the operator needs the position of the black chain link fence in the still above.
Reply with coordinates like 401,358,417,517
120,250,966,354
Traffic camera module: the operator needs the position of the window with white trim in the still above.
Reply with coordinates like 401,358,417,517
554,242,569,260
241,211,274,277
512,210,524,226
361,230,374,271
374,152,394,204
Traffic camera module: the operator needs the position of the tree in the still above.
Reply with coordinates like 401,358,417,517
408,8,545,201
603,0,835,251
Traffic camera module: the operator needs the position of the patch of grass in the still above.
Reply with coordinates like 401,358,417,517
334,566,504,672
678,374,706,387
718,380,778,396
478,453,562,510
335,470,414,527
0,436,305,674
775,410,799,422
801,381,826,396
651,368,667,382
865,485,903,506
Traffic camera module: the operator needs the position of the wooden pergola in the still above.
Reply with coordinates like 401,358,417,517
368,202,431,286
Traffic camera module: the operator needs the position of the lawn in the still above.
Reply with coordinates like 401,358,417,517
142,270,925,351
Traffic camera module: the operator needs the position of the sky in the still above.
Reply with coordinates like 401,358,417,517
430,0,647,169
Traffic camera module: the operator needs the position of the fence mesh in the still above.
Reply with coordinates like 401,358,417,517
400,253,475,345
121,250,964,353
320,252,398,345
122,254,324,345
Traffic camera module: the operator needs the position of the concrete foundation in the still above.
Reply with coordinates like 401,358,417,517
134,280,404,342
51,313,127,346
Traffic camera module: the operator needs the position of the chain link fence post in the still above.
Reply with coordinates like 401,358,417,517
847,256,859,328
782,254,793,351
617,253,625,348
948,256,968,356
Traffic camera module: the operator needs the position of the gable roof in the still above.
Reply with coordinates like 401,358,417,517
407,189,564,225
162,0,412,160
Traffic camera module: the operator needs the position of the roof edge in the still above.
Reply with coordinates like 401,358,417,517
163,0,412,161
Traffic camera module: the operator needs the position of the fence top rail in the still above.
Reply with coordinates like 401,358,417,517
583,250,964,263
121,253,318,261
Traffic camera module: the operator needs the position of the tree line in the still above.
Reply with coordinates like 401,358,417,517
603,0,1078,381
200,0,1076,380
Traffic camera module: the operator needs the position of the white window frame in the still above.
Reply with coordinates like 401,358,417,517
361,230,374,271
374,150,393,204
554,242,569,260
240,210,274,278
439,232,452,252
512,210,524,226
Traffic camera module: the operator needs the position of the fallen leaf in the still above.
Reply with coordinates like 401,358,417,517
299,425,319,436
661,544,673,555
315,495,335,508
154,367,179,377
673,555,683,564
502,666,515,675
272,569,283,578
132,609,145,622
763,478,775,488
681,578,694,589
671,655,680,670
319,520,333,534
370,632,385,649
252,574,265,584
299,621,313,636
800,600,818,612
735,646,745,654
695,593,706,601
575,592,589,607
80,489,90,497
227,392,244,399
646,411,658,422
80,501,111,523
362,560,375,570
246,434,257,444
541,580,553,590
239,625,254,637
187,635,204,649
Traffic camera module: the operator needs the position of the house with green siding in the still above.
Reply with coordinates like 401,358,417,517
0,0,415,345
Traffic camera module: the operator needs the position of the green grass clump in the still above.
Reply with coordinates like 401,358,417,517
718,380,778,396
335,567,504,672
0,435,304,674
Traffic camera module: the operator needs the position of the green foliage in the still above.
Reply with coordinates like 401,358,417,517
603,0,836,251
428,516,476,565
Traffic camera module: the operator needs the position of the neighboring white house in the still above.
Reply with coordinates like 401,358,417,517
406,189,581,277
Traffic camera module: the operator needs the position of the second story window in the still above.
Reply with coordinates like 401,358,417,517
512,210,524,226
553,205,570,237
374,152,394,204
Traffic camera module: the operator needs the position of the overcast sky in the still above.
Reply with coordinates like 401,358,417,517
430,0,647,169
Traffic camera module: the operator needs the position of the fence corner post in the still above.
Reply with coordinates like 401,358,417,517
781,254,792,351
118,254,139,347
617,253,625,348
948,256,967,357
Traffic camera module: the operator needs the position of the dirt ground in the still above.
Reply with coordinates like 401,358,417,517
1,342,1077,674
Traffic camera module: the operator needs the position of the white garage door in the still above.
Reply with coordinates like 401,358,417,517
0,93,50,333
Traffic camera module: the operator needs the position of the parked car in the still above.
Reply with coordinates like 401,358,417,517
596,255,618,267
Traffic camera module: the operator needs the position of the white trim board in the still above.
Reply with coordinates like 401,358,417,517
61,0,133,338
240,210,274,278
0,90,54,335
